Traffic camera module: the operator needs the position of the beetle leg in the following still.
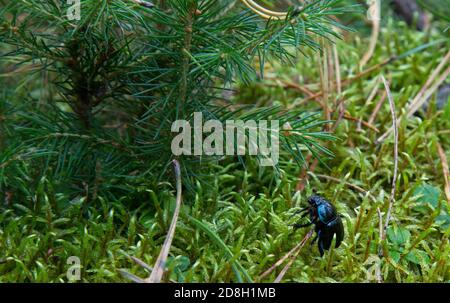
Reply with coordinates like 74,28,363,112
292,216,317,229
318,241,325,256
289,207,309,219
300,211,309,219
292,221,313,229
317,231,325,256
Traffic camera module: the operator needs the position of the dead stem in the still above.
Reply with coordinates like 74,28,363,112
259,229,313,281
145,159,183,283
273,230,314,282
381,75,399,235
120,160,183,283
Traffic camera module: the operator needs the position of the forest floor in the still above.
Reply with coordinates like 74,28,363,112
0,16,449,282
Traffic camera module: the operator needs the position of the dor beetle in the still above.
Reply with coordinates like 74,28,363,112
292,194,344,256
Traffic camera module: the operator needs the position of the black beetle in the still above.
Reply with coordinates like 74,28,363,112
292,194,344,256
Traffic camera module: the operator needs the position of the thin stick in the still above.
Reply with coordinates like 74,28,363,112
381,75,398,238
436,142,450,204
146,159,183,283
259,233,309,279
273,230,313,283
411,50,450,111
406,65,450,117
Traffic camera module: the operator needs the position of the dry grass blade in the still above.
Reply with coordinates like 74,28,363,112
130,256,154,272
145,159,183,283
436,142,450,203
273,230,313,283
409,50,450,112
381,75,398,233
118,269,146,283
333,43,342,95
377,51,450,143
259,234,308,279
407,65,450,116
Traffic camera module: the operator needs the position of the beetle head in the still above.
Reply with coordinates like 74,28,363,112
307,195,322,207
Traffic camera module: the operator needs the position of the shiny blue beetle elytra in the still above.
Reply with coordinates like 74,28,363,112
292,195,344,256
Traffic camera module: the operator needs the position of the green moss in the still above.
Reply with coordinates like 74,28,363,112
1,9,449,283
